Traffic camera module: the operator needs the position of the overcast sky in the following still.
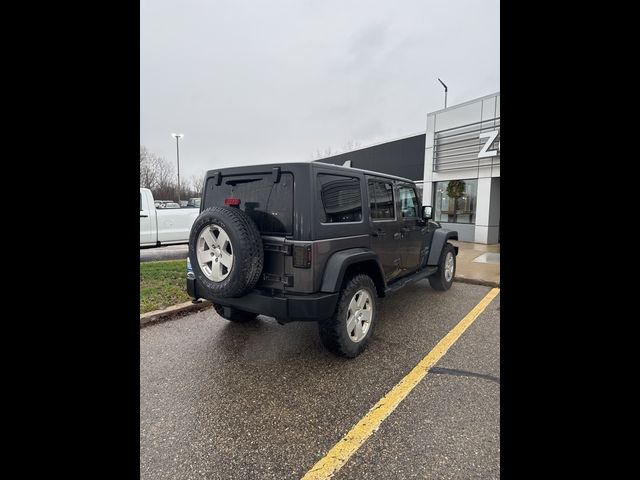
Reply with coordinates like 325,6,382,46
141,0,499,180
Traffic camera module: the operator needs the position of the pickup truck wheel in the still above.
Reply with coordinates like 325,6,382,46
319,274,377,358
188,206,264,298
213,303,258,323
428,242,456,291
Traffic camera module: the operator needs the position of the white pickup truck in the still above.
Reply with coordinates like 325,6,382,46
140,188,200,247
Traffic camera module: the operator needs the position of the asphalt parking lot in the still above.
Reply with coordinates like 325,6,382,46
140,281,500,479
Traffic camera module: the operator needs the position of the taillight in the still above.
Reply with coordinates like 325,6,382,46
293,245,312,268
224,198,241,206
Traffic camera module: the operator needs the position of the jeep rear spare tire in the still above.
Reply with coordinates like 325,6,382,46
188,206,264,298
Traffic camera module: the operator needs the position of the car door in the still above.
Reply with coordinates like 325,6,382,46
140,191,155,245
160,208,199,243
397,183,426,273
367,177,402,282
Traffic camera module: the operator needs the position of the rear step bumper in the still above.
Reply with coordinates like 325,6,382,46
187,278,338,323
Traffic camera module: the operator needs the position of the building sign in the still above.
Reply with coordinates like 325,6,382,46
478,130,500,158
433,118,500,172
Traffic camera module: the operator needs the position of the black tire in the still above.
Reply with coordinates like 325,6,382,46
319,274,377,358
188,206,264,298
213,303,258,323
428,242,456,291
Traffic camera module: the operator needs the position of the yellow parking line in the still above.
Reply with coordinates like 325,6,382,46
301,287,500,480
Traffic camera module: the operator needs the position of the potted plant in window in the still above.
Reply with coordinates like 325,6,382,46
446,180,466,223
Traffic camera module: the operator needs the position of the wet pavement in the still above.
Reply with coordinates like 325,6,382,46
450,241,500,286
140,281,500,479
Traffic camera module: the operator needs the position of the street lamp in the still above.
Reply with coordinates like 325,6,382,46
437,78,448,108
171,133,184,203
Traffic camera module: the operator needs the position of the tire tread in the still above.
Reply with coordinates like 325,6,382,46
428,242,456,291
188,206,264,298
319,274,377,358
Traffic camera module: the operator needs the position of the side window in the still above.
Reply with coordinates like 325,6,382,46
399,186,419,218
368,180,394,220
317,174,362,223
140,193,143,211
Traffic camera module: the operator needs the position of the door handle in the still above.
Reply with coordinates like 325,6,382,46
372,228,386,237
393,232,402,240
140,214,148,218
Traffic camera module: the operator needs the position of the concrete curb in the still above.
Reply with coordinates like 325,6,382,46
140,300,212,328
454,277,500,288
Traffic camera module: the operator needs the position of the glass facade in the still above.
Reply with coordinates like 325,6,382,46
433,179,477,224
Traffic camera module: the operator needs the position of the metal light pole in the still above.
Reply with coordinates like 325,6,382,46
438,78,448,108
171,133,184,203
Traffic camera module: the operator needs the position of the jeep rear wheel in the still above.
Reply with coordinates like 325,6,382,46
428,242,456,291
319,274,377,358
188,206,264,298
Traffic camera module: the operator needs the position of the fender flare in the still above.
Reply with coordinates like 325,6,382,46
320,248,384,293
427,229,459,266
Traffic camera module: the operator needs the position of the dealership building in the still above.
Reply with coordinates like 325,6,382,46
315,91,500,244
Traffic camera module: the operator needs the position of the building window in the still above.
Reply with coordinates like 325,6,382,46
368,180,395,220
317,174,362,223
433,179,477,224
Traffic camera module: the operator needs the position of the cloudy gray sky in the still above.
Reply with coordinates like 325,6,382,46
141,0,499,180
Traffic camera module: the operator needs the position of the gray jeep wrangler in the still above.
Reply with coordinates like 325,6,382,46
186,162,458,357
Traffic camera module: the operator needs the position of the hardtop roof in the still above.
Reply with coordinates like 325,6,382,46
205,162,416,184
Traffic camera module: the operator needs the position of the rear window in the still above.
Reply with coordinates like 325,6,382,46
317,174,362,223
204,173,293,235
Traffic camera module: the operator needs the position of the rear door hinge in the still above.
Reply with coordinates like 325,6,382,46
263,243,292,255
262,273,294,287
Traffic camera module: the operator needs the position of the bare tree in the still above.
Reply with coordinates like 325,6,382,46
140,145,179,200
140,146,159,189
341,139,361,152
311,140,361,160
189,174,205,196
139,146,215,203
311,146,338,160
155,160,175,191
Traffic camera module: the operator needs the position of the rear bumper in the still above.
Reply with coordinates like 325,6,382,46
187,278,339,323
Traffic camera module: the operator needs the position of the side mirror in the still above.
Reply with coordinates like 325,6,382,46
422,205,433,219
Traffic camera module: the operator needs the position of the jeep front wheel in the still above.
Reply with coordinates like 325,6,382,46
319,274,377,358
428,242,456,291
